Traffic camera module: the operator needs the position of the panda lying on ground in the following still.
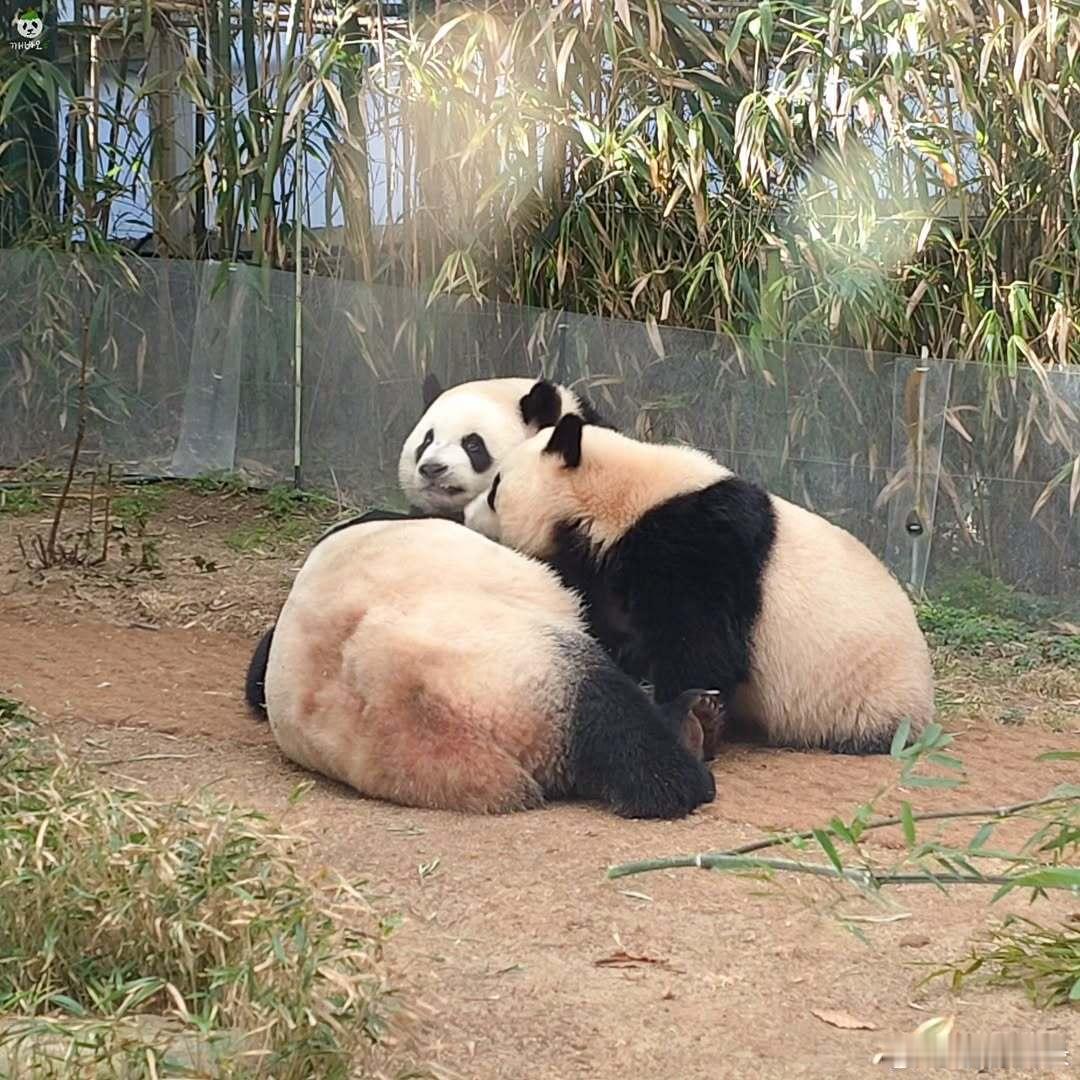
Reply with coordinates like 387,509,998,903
464,415,935,756
247,373,605,723
244,514,718,818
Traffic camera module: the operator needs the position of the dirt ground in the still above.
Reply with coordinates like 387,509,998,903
1,482,1078,1078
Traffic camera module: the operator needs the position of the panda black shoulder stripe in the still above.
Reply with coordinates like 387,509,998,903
604,476,777,705
548,519,640,672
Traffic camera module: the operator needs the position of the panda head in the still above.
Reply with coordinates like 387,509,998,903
465,413,725,554
398,375,584,517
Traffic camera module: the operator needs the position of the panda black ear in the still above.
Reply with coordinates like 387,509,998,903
520,379,563,429
422,373,443,410
543,414,584,468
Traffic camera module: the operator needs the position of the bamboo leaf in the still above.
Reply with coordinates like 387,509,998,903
900,802,916,847
556,28,579,96
890,718,912,758
812,829,844,873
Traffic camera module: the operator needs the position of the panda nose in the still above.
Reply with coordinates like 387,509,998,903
419,462,448,480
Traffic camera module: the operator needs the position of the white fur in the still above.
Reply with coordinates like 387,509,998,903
469,424,935,749
264,519,592,812
734,494,935,748
398,378,582,516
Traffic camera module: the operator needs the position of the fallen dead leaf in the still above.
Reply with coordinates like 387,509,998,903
810,1008,879,1031
594,950,683,973
899,934,931,948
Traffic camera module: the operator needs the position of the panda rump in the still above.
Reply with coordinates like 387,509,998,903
254,518,716,817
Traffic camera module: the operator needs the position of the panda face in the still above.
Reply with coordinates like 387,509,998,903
464,420,583,556
399,393,526,516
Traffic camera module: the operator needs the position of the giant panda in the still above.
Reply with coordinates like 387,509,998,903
245,515,718,817
398,374,607,518
463,415,935,756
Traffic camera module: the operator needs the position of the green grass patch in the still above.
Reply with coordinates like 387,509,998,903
918,570,1080,666
224,516,320,553
224,485,342,553
0,703,425,1078
112,486,167,536
0,484,44,515
188,470,251,496
262,484,338,520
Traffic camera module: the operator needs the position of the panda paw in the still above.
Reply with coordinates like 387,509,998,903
612,751,716,820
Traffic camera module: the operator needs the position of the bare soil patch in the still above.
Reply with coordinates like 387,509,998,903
1,481,1077,1078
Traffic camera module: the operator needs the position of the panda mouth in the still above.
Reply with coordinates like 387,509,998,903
423,482,465,497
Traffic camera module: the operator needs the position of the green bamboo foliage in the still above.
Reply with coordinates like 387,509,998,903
3,0,1079,368
386,0,1080,368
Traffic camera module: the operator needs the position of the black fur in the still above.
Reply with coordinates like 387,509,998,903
244,626,275,718
549,477,777,713
518,378,615,432
575,394,614,429
422,373,443,409
414,428,434,463
317,508,426,547
519,380,563,428
461,433,493,473
556,636,715,818
543,413,585,467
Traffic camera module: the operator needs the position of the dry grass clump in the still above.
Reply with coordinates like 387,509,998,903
0,699,430,1078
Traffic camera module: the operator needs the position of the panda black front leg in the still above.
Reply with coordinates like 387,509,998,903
564,644,716,819
645,632,745,709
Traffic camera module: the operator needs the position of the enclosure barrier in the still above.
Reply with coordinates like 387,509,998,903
1,249,1078,613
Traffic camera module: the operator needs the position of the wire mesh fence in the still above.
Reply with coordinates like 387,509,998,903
2,250,1078,612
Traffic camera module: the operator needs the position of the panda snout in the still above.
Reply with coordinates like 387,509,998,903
419,461,449,480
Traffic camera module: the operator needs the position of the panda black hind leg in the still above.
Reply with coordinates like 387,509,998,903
244,626,275,718
558,637,715,819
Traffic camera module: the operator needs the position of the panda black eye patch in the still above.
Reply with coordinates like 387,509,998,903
461,433,493,473
415,429,434,463
487,473,501,510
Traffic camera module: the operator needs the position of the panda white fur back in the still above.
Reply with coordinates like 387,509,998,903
730,493,934,749
398,375,599,517
260,517,715,817
464,418,934,755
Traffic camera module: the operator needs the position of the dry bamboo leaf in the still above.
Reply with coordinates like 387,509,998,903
1070,455,1080,516
810,1009,878,1031
1030,467,1067,520
899,934,931,949
644,315,665,359
1012,393,1037,475
555,28,578,96
135,336,147,395
595,950,681,972
943,407,974,443
1013,23,1043,87
905,278,929,319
